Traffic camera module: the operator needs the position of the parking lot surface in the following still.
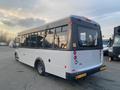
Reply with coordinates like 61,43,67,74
0,46,120,90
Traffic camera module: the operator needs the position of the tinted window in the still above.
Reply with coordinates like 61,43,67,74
78,26,99,47
22,34,38,48
37,31,44,48
44,29,54,48
113,36,120,46
54,26,68,49
28,35,37,47
20,32,44,48
20,35,27,47
19,25,69,50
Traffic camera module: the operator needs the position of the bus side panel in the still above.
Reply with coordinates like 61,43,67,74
15,48,27,63
39,50,71,79
16,48,72,79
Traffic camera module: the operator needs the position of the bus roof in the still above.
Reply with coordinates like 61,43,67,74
18,15,99,36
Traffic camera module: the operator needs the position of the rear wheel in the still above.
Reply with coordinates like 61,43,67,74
36,61,45,75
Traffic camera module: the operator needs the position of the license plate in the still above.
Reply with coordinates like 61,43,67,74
75,73,87,79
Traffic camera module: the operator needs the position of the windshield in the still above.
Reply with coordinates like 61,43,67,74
113,36,120,46
103,40,108,45
78,26,99,47
103,40,109,47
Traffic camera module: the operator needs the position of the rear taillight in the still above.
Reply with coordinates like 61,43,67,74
73,48,78,64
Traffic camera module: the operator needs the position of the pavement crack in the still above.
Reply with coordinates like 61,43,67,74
17,70,24,72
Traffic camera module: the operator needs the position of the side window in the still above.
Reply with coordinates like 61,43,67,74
19,32,44,48
25,34,30,47
22,33,37,48
20,35,27,47
29,35,38,48
37,31,44,48
44,29,54,48
19,25,68,49
62,25,68,32
54,26,68,49
25,32,44,48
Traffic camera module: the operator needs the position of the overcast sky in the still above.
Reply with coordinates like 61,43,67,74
0,0,120,38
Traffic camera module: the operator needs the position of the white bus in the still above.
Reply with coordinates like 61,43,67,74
15,15,106,80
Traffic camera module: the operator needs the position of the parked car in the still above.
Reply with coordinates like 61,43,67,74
103,39,109,56
0,42,7,46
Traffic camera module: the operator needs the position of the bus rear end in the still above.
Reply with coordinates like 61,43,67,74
66,16,106,80
109,26,120,60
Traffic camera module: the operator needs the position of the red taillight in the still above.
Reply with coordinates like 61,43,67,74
73,48,78,64
74,50,76,55
74,55,77,60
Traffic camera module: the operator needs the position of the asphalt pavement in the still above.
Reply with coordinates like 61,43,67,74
0,46,120,90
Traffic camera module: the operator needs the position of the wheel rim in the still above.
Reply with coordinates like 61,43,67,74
37,63,43,74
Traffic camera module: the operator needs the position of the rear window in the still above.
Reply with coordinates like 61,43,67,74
78,26,99,47
113,35,120,46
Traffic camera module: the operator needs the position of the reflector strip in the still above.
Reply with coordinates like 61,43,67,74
73,48,78,64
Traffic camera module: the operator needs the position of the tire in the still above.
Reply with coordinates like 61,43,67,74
109,56,113,61
109,56,117,61
108,52,113,61
36,61,45,76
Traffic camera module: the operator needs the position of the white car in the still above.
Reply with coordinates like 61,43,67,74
0,42,7,46
103,40,109,56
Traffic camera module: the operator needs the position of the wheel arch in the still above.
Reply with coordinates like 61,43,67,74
34,57,45,69
14,51,17,55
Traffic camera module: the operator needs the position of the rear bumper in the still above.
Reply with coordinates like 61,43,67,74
66,65,106,80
